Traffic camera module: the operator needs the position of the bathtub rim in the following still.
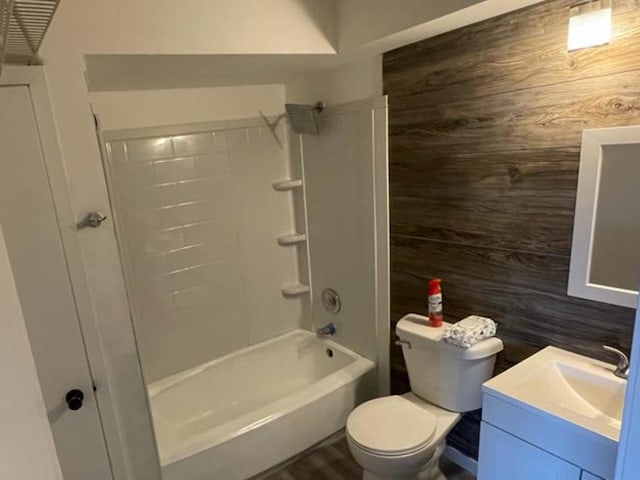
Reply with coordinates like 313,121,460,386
148,329,350,396
147,329,375,466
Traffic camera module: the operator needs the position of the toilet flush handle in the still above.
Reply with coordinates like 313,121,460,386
394,339,411,349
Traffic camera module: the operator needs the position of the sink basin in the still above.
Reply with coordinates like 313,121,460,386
484,346,626,441
482,346,625,478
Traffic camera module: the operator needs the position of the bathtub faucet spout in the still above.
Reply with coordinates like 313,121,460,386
316,323,336,337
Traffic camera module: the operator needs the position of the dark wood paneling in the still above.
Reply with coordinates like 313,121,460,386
385,0,638,460
390,185,578,257
389,69,640,155
391,236,634,369
384,0,640,100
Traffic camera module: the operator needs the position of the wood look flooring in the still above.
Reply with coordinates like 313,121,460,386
259,436,475,480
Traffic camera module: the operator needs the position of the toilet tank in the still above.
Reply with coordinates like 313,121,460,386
396,314,504,412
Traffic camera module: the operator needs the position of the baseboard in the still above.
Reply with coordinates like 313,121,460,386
444,445,478,476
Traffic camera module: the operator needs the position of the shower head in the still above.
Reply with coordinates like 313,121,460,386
285,101,324,136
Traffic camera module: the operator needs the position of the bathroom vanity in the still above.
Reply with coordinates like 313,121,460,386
478,347,624,480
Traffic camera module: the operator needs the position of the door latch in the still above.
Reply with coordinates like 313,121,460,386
77,211,107,230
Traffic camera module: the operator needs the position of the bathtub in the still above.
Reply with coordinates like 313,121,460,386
147,329,376,480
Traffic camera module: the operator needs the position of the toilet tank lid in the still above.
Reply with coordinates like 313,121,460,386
396,314,504,360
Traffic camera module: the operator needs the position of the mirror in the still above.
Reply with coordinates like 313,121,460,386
568,126,640,308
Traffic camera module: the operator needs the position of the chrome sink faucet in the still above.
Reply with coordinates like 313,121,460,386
603,345,630,380
316,323,336,337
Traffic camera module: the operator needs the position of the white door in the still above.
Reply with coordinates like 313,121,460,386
0,221,63,480
0,85,113,479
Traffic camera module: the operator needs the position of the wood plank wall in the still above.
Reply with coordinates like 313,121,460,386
384,0,639,458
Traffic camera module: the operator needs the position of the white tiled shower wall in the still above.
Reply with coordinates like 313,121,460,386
106,121,305,382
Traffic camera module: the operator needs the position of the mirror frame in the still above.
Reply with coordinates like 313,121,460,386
568,125,640,309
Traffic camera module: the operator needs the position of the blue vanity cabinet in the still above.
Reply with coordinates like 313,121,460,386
581,473,604,480
478,389,617,479
478,422,581,480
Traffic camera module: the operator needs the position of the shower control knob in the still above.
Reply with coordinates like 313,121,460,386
65,389,84,411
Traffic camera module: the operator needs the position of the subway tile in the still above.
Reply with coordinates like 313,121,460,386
121,187,157,212
267,189,296,234
204,196,233,221
113,161,155,189
139,293,175,320
174,179,201,203
181,221,215,245
126,137,173,162
107,120,304,380
205,258,242,286
212,131,228,152
148,183,179,208
225,128,250,150
123,209,162,234
107,141,128,164
146,272,175,298
165,244,210,273
165,264,207,293
172,285,207,311
207,220,239,262
143,229,185,254
172,133,215,156
247,290,302,345
197,174,233,201
153,157,197,184
195,152,230,177
199,180,234,218
172,157,197,180
132,252,166,278
153,160,177,184
159,201,213,229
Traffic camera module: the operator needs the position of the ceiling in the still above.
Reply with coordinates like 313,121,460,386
84,0,546,92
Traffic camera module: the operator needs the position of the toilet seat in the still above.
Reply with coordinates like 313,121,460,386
346,395,437,457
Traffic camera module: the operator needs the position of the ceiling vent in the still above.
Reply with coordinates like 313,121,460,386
0,0,60,74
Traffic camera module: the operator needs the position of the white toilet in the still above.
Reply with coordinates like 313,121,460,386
346,314,504,480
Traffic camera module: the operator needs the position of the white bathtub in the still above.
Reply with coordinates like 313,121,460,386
148,329,376,480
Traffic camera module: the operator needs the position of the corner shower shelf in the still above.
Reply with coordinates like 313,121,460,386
281,283,310,297
272,179,303,191
277,233,306,246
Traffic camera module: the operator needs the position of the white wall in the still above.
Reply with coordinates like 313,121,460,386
91,85,286,131
337,0,546,55
0,223,64,480
299,97,389,393
105,119,303,382
285,56,383,107
46,0,337,56
338,0,482,51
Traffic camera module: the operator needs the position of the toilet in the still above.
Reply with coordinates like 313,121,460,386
346,314,504,480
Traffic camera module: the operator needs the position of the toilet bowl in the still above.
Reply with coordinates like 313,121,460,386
347,394,459,480
346,314,503,480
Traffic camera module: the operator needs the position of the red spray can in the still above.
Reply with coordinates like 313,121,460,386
427,278,443,328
